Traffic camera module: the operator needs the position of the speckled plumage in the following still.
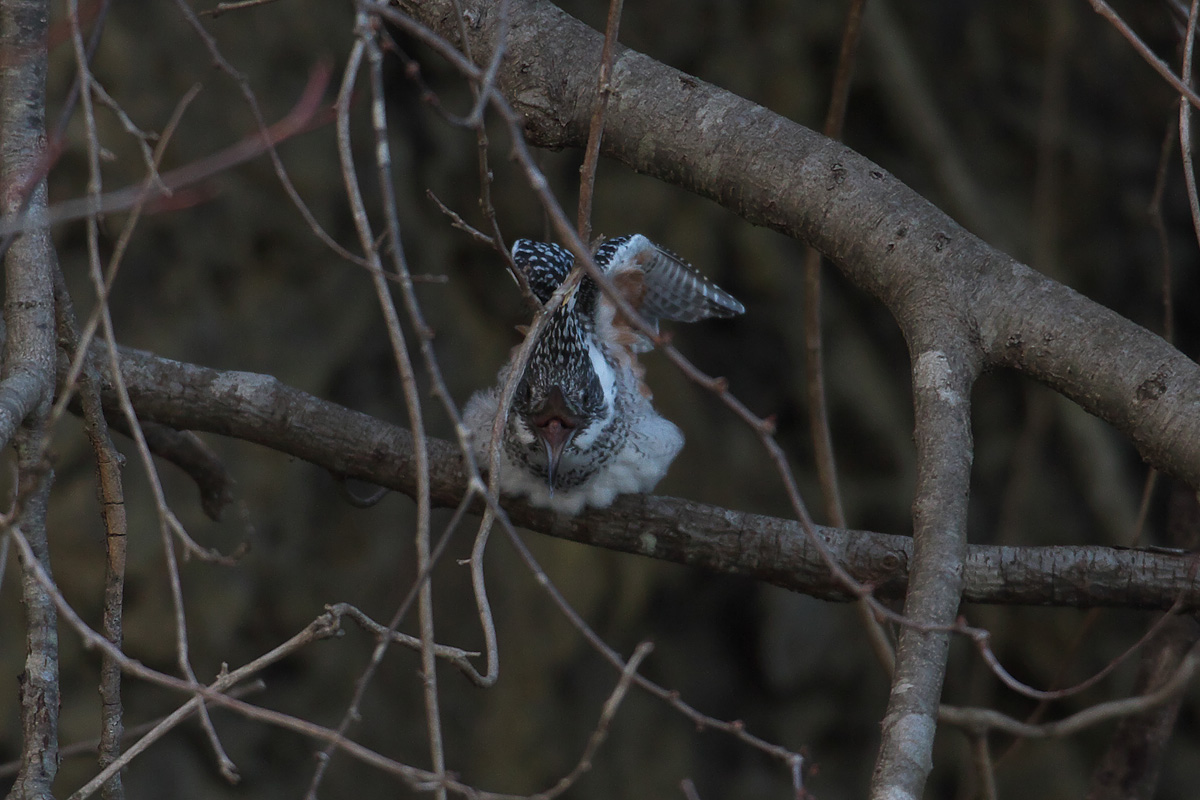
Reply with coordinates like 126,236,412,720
463,234,744,514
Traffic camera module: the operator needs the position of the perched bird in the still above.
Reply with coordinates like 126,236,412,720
463,234,744,514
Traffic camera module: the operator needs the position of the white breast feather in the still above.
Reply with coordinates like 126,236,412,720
463,358,683,514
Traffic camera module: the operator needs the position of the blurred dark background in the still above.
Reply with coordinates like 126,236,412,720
2,1,1199,798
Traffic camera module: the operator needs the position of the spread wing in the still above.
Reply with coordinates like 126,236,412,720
595,234,744,323
636,241,744,323
511,239,574,303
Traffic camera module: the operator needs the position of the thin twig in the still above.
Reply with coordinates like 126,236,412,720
461,0,510,128
427,189,496,245
576,0,624,244
315,25,447,800
1149,122,1178,344
86,77,166,194
940,643,1200,738
0,681,266,780
170,0,363,265
969,595,1192,702
1178,0,1200,270
53,272,130,799
66,37,239,778
1087,0,1200,109
529,642,653,799
802,0,895,676
498,520,806,782
203,0,282,17
443,0,537,305
329,603,483,671
0,67,332,239
967,730,998,800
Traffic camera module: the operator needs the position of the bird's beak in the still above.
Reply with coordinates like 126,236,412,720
530,387,579,493
539,419,575,493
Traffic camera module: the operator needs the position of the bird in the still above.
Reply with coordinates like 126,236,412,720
463,233,744,514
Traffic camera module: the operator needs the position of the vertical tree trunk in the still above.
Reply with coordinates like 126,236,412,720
1,0,61,798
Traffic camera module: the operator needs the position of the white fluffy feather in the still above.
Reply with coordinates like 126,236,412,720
463,362,683,514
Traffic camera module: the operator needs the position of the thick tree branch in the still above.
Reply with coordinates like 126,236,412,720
405,0,1200,492
77,346,1200,611
870,343,978,796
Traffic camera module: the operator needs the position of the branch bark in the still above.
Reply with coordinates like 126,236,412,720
870,343,977,795
79,346,1200,612
53,275,129,800
1,0,61,798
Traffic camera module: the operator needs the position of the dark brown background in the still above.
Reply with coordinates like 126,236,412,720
2,1,1198,798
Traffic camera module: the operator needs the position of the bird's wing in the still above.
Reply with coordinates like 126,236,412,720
636,241,744,323
511,239,574,303
595,234,744,323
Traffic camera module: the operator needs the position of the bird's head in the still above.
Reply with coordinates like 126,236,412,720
512,312,607,491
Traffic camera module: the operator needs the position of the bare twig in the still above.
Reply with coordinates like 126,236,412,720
85,79,166,194
940,642,1200,738
529,641,653,799
460,0,509,128
802,0,896,677
1178,0,1200,267
1149,122,1178,344
576,0,624,244
1087,0,1200,109
53,270,130,800
329,603,483,672
202,0,282,18
318,22,446,798
170,0,363,265
427,188,496,245
64,34,238,777
0,681,266,780
803,0,863,529
966,730,998,800
0,67,332,239
440,0,536,305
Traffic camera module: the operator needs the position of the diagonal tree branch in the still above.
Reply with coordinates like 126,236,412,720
404,0,1200,493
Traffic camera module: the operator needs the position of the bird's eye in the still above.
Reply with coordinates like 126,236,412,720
513,376,532,410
